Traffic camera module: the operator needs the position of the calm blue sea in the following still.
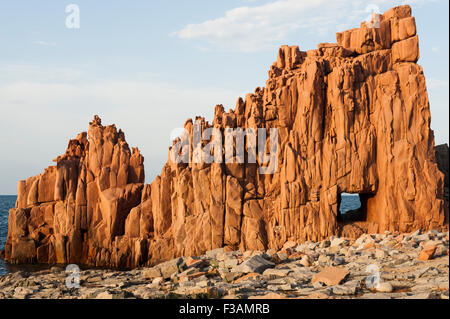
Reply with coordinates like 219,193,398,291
340,194,361,214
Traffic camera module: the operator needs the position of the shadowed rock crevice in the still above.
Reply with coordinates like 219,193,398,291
2,5,448,268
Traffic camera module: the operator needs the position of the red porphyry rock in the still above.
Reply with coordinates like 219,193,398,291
185,256,205,268
234,272,260,284
249,293,289,299
418,245,437,261
312,267,350,286
5,5,448,268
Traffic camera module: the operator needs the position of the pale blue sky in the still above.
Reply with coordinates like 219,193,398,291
0,0,448,194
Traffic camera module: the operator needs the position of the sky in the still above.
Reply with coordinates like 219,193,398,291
0,0,448,194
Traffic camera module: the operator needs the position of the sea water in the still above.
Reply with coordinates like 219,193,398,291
0,196,16,275
340,194,361,214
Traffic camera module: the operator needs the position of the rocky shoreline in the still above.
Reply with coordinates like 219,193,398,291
1,229,448,299
5,4,448,270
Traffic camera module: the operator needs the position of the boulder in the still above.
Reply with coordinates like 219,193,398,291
232,255,275,274
312,267,349,286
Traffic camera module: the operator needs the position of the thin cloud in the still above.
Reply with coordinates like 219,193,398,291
172,0,329,52
172,0,439,52
35,40,56,47
427,78,449,89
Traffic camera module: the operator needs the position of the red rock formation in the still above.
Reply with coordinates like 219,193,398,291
4,5,447,268
5,116,145,266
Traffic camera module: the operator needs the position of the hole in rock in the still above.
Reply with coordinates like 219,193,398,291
337,192,370,222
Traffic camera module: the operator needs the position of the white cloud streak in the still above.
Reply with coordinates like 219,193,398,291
173,0,438,52
35,40,56,47
427,78,449,89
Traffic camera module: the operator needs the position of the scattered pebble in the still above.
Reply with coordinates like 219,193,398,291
0,229,448,299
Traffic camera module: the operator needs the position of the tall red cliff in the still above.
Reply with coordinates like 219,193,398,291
3,5,448,267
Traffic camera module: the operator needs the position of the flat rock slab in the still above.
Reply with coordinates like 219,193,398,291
234,272,260,284
312,267,349,286
263,268,292,279
155,257,183,279
233,255,275,274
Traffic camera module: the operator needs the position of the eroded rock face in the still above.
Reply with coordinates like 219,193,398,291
5,116,145,267
4,5,448,268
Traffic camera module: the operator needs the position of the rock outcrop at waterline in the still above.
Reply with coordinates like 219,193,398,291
5,116,145,265
3,5,448,268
